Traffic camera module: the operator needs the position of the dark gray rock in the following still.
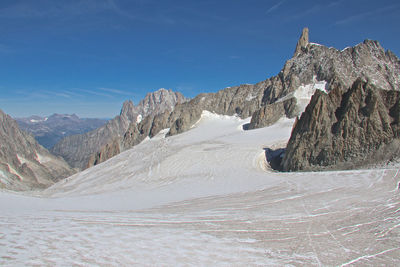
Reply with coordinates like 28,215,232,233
281,79,400,171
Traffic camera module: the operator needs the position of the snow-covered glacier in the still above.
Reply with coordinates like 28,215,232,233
1,111,399,266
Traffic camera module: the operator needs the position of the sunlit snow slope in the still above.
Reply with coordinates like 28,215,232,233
1,111,399,266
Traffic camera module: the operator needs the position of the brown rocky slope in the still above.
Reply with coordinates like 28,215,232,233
0,109,75,190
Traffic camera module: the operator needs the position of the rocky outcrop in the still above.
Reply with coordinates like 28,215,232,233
0,109,75,191
294,27,309,55
281,79,400,171
53,88,186,169
87,138,121,168
248,98,297,129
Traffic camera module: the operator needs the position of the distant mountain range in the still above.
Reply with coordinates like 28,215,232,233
16,114,108,149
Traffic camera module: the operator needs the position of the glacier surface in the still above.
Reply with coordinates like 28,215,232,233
0,111,399,266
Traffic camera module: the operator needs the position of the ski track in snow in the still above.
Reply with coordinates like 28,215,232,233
1,111,400,266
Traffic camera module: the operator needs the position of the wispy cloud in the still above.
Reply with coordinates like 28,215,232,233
54,92,71,98
327,0,344,8
22,89,74,99
266,0,285,15
335,4,399,25
98,87,130,95
0,0,128,19
11,87,124,101
77,88,113,98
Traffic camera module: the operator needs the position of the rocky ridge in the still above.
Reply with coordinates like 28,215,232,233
88,28,400,168
52,89,186,169
0,109,75,191
87,82,270,167
281,79,400,171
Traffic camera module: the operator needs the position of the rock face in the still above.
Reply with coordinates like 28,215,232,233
53,88,186,169
136,88,186,119
248,99,297,129
281,79,400,171
16,114,107,149
0,109,75,191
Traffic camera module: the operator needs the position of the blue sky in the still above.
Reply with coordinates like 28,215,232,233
0,0,399,118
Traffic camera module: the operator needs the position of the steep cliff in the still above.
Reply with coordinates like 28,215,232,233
281,79,400,171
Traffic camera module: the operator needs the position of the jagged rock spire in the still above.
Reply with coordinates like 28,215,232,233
294,27,309,56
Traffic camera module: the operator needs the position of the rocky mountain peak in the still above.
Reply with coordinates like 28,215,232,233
120,100,135,120
138,88,186,117
294,27,309,55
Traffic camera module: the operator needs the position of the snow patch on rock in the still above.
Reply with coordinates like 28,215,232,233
294,77,327,114
246,93,257,101
136,114,142,124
